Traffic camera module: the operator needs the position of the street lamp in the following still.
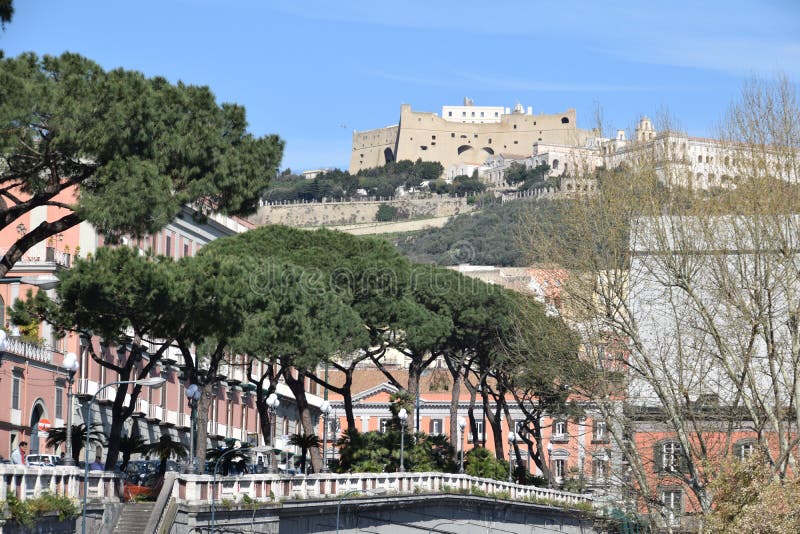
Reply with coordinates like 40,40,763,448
81,376,166,534
398,408,408,473
458,417,466,474
184,384,202,473
210,447,241,534
507,431,516,483
266,393,280,473
320,400,332,473
61,352,79,466
547,441,554,489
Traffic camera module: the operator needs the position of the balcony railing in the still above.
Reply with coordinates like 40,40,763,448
164,410,179,426
134,399,148,416
148,405,163,421
77,379,99,397
178,413,191,429
4,338,54,363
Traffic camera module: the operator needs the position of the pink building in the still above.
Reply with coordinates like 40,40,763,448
0,197,314,464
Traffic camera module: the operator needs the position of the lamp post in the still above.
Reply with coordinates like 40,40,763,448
507,431,516,483
185,384,202,473
210,447,241,534
458,417,466,474
81,376,166,534
398,408,408,473
547,441,554,489
61,352,79,466
266,393,280,473
320,400,331,473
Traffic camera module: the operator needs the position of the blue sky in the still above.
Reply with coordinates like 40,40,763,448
3,0,799,172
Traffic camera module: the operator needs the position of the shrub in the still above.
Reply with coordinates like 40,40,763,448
464,447,508,481
4,492,79,527
376,203,399,222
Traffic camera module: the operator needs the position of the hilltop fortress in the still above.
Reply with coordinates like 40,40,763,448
350,99,594,174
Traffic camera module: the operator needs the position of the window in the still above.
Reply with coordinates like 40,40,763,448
592,456,609,478
184,243,190,257
593,421,608,442
12,374,20,410
658,441,685,473
469,420,485,443
165,235,172,257
462,112,466,117
55,387,63,419
448,111,452,117
553,459,567,479
660,489,682,525
734,441,755,460
561,117,570,124
552,159,560,170
552,420,567,441
480,112,484,117
429,419,443,435
471,111,475,117
379,418,392,433
326,418,338,439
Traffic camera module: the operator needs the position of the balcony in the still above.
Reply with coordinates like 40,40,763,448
162,410,178,426
77,379,99,398
178,413,191,429
45,246,71,268
96,386,116,404
4,338,54,363
148,405,163,422
134,399,148,417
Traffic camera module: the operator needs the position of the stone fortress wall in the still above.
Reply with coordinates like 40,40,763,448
350,100,594,174
253,195,473,227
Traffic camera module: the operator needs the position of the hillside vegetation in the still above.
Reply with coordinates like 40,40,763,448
394,199,566,267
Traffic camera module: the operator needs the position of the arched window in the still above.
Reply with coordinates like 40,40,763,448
457,145,473,155
552,159,559,170
561,117,570,124
698,155,703,163
734,440,756,460
29,402,46,454
383,148,395,164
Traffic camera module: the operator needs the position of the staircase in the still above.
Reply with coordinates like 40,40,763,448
113,502,157,534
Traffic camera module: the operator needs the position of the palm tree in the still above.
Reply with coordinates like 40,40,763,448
46,423,106,463
288,433,320,474
143,435,188,477
206,439,252,476
118,433,148,473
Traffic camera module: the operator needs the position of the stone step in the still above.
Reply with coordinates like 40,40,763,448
113,503,157,534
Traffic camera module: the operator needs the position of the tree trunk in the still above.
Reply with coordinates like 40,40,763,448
194,383,213,467
448,369,462,461
283,368,321,473
484,389,504,459
407,359,422,433
341,369,357,433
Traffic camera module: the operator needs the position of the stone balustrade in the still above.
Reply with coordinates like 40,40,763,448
173,471,590,506
0,465,123,502
0,466,589,511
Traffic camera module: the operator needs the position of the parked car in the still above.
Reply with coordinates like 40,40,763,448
26,454,62,467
